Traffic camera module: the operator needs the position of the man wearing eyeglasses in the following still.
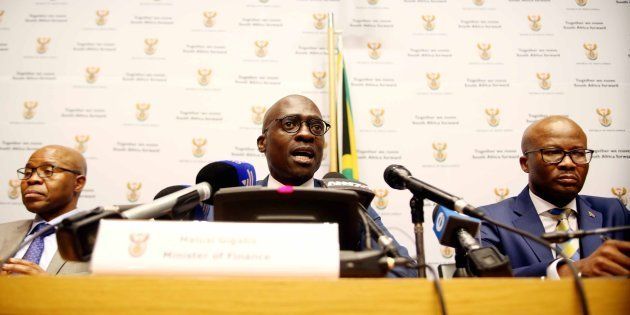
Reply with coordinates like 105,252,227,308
0,145,89,275
480,116,630,278
256,94,416,277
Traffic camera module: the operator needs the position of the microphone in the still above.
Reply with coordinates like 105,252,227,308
121,183,211,220
124,160,256,219
432,205,512,277
196,160,257,205
153,185,210,221
321,172,375,208
541,225,630,243
432,205,480,249
57,160,256,261
384,164,485,219
321,172,401,258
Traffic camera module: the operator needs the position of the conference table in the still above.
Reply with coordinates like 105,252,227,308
0,276,627,314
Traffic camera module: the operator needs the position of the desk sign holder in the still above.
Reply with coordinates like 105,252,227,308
91,220,340,278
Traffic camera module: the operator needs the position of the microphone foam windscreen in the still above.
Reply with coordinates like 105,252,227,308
196,160,257,204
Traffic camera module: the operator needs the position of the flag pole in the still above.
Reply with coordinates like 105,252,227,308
327,12,338,173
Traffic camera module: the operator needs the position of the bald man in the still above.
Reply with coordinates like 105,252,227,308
480,116,630,277
257,95,416,277
0,145,90,275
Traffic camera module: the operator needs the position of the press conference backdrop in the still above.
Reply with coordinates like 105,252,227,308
0,0,628,265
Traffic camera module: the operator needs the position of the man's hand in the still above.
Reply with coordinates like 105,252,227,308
0,258,49,276
558,240,630,277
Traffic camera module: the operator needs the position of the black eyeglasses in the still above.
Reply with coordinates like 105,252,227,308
263,115,331,136
523,148,594,165
17,165,82,180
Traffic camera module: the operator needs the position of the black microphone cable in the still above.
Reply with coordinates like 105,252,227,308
357,209,372,250
356,204,447,315
403,262,448,315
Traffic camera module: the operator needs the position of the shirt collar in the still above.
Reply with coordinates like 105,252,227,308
29,208,88,234
528,189,577,216
267,175,315,189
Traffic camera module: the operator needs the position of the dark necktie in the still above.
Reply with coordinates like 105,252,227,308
21,222,55,264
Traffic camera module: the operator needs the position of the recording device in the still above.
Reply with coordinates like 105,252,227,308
541,225,630,243
57,160,256,262
432,205,512,277
321,172,400,257
384,164,485,219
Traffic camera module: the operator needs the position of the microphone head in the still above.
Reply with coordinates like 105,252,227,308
432,205,481,248
196,160,257,205
154,185,189,199
153,185,203,220
321,175,375,209
323,172,346,179
383,164,411,190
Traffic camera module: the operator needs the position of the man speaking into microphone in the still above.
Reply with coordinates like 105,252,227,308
256,94,416,278
479,116,630,278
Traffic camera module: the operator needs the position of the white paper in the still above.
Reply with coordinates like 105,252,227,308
90,220,340,278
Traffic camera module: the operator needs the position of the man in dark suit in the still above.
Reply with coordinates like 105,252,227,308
480,116,630,277
256,94,416,277
0,145,90,275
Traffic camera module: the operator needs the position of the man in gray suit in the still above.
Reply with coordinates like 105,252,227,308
0,145,89,275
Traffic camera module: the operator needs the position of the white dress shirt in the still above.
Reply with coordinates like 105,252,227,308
266,175,315,189
14,208,87,271
528,189,579,279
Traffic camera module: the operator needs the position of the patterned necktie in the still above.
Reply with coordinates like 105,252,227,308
548,208,580,260
21,222,55,264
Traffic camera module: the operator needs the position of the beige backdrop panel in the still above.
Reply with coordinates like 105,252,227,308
0,0,628,265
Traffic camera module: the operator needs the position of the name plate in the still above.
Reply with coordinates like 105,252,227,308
91,220,340,277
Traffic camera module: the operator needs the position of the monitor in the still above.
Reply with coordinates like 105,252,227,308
213,186,362,251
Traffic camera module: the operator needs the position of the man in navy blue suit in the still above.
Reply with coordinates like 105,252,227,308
480,116,630,277
256,94,416,278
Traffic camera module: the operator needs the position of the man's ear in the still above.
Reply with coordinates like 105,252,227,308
74,175,86,194
519,156,529,173
257,135,266,153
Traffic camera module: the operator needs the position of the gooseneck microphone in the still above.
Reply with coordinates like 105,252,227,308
384,164,485,219
541,225,630,243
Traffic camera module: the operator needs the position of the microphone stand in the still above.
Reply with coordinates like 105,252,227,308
410,196,426,278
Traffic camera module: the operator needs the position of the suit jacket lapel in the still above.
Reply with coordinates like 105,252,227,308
0,220,31,259
576,196,603,257
512,187,554,262
46,251,67,275
257,176,269,187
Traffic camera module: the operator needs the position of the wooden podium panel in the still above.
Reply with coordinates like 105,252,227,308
0,277,627,315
